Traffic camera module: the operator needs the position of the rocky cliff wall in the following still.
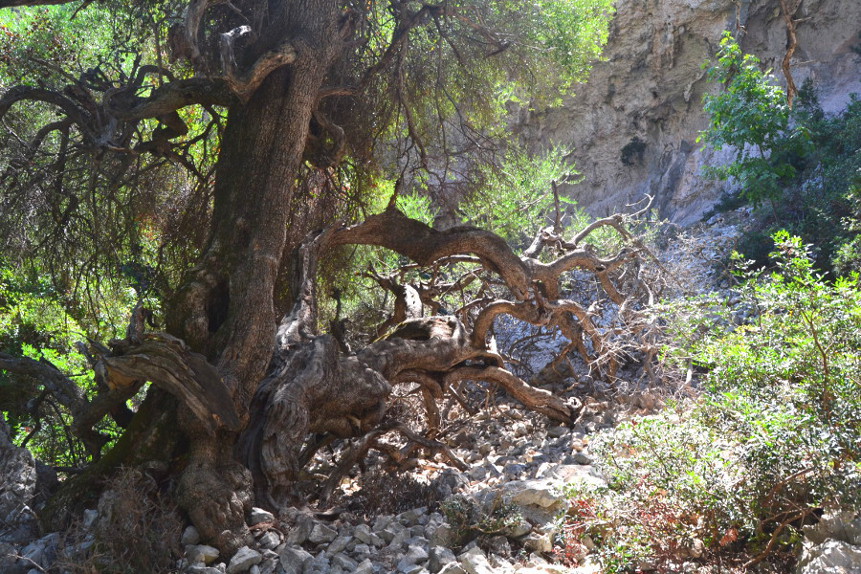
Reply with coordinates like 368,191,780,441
519,0,861,225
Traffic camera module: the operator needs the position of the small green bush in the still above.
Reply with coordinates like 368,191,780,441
699,32,861,274
699,32,808,207
563,232,861,571
459,146,581,248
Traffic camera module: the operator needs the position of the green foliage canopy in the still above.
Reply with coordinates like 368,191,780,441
700,32,861,274
699,32,811,206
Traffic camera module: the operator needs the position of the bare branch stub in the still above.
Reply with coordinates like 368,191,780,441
777,0,803,108
98,333,241,433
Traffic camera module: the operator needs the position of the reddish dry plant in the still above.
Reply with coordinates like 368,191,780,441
554,497,598,567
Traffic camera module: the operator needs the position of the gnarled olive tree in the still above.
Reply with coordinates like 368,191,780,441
0,0,618,553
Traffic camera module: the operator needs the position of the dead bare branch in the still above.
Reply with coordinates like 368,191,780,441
778,0,802,108
444,365,579,424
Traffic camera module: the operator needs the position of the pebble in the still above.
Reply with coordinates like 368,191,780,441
226,546,262,574
182,525,202,545
249,508,275,526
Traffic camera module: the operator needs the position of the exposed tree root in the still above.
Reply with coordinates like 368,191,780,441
236,203,658,507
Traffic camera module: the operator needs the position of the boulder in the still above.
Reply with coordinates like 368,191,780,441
187,544,220,565
805,512,861,546
285,515,314,545
17,532,60,571
226,546,262,574
278,545,313,574
182,525,202,545
396,544,429,571
0,415,38,544
498,465,605,527
797,538,861,574
248,508,275,526
307,522,338,545
458,546,494,574
428,546,457,573
257,531,280,550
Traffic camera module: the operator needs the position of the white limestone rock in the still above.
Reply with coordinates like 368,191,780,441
226,546,262,574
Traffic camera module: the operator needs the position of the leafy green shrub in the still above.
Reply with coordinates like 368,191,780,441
699,32,809,207
459,146,581,247
0,262,133,468
832,165,861,274
700,32,861,274
563,232,861,571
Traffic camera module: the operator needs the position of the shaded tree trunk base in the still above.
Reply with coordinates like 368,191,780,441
240,305,580,512
40,389,182,532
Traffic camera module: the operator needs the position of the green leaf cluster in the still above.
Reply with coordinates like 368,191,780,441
698,32,810,206
699,33,861,273
356,0,614,168
459,146,582,247
0,261,133,467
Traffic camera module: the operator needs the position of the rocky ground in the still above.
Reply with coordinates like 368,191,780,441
3,210,861,574
189,400,618,574
2,382,630,574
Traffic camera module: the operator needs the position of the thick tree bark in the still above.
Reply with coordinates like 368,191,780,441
20,0,347,552
169,59,339,556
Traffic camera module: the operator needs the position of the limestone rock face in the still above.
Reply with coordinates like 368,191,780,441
519,0,861,225
797,539,861,574
0,413,38,544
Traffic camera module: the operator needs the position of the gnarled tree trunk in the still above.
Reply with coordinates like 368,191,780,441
166,46,342,553
0,0,627,558
43,3,346,553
